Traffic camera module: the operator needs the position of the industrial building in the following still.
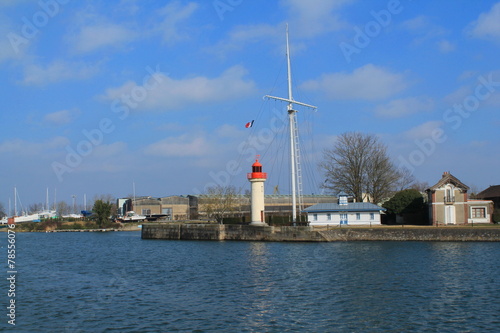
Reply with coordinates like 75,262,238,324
117,194,336,222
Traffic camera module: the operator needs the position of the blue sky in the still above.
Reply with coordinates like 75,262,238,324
1,0,500,208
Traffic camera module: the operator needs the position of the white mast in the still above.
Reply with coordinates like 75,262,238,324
133,182,136,211
14,187,17,217
265,24,317,224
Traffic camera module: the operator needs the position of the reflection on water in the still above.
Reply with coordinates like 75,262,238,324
13,233,500,332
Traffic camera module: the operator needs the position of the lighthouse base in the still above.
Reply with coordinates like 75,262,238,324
249,221,268,227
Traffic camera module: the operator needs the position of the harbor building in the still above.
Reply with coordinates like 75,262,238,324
426,172,494,224
303,192,385,226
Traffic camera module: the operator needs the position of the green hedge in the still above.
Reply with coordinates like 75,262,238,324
493,209,500,224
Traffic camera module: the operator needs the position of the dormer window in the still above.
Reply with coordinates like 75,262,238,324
338,192,348,205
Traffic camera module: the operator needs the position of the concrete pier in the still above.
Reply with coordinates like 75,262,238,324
142,224,500,242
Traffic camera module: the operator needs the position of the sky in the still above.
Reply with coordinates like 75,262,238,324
1,0,500,209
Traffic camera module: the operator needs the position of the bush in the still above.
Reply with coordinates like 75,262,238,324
222,217,245,225
493,209,500,224
383,189,425,215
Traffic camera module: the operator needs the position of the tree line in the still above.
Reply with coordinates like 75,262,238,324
320,132,421,203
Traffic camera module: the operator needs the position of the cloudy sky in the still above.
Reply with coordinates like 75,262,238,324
1,0,500,208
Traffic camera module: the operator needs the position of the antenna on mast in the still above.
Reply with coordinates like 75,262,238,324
264,24,317,225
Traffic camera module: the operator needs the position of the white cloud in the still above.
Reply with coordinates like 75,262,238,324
74,142,131,174
437,40,455,53
144,135,212,157
404,121,444,140
444,85,472,105
208,24,282,56
156,1,198,43
102,65,256,111
0,137,69,155
284,0,353,37
70,21,137,54
444,71,500,107
0,19,23,63
401,15,447,47
468,2,500,41
43,110,77,126
458,70,478,81
22,61,99,85
215,124,243,139
210,0,353,56
301,64,407,100
401,15,430,32
375,97,434,118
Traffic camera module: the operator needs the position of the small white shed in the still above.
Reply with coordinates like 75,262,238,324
303,193,385,226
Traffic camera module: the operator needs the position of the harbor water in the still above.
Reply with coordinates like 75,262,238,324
5,231,500,332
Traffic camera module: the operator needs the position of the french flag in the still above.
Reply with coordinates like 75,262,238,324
245,120,254,128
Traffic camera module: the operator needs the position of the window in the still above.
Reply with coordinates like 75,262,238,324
327,213,331,221
370,213,374,220
356,213,360,220
313,213,318,221
471,207,486,218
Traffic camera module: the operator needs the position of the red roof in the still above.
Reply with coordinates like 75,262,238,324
477,185,500,199
252,160,262,167
427,171,469,192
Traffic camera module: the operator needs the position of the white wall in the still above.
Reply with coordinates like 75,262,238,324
308,211,381,226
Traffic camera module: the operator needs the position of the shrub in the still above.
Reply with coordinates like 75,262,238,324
493,209,500,224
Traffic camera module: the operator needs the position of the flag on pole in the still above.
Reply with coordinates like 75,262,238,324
245,120,254,128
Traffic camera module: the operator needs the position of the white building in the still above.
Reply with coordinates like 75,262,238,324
303,193,385,226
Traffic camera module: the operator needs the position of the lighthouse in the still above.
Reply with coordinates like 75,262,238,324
247,157,267,226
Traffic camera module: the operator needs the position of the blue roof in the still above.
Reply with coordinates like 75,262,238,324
303,202,386,213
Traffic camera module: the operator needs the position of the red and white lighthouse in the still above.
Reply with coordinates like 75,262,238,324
247,157,267,226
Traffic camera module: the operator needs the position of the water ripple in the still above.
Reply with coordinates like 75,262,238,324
11,233,500,332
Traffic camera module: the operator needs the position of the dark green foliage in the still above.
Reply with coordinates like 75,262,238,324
383,189,425,215
493,209,500,224
222,217,245,225
92,200,113,227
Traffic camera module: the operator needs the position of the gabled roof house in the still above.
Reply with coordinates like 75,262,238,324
476,185,500,209
426,172,493,224
303,193,385,226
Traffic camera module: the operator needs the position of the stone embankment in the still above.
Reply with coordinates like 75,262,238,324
142,224,500,242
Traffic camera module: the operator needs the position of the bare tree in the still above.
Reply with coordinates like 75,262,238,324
365,144,402,204
468,184,482,199
92,194,117,216
28,203,44,214
201,185,238,224
394,167,417,191
0,202,6,218
411,181,430,193
56,201,71,216
320,132,403,203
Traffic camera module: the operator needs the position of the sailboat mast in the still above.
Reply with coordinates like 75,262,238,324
286,24,298,224
14,187,17,217
133,182,136,211
264,24,317,225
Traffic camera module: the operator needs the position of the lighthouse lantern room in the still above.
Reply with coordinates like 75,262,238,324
247,156,268,226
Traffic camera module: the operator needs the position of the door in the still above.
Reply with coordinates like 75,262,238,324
340,213,348,225
445,206,456,224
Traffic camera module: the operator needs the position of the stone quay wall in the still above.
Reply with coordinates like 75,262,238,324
141,224,500,242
